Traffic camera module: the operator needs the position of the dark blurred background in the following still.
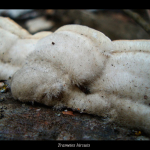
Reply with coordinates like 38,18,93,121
0,9,150,40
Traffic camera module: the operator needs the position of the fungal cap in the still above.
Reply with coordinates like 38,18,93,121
0,16,30,38
55,24,111,45
0,17,52,80
112,40,150,52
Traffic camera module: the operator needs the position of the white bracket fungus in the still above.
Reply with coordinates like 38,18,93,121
1,17,150,135
0,16,52,80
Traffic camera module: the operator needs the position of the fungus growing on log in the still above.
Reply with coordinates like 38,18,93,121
0,16,150,135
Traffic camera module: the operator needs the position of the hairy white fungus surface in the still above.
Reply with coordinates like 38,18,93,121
0,17,52,80
1,17,150,135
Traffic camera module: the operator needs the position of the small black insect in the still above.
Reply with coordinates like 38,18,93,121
52,42,55,45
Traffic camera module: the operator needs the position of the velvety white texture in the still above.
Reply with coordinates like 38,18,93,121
0,19,150,134
10,24,150,135
0,17,52,80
